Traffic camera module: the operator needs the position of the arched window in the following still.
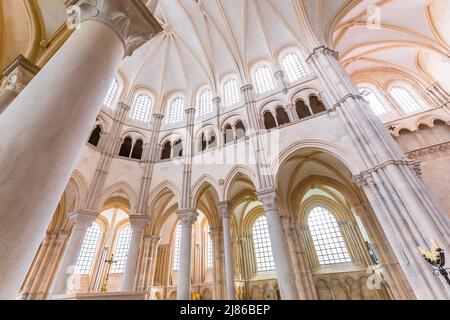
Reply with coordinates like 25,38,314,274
167,97,185,124
103,79,119,108
198,89,214,117
309,95,326,114
254,66,276,94
161,141,172,160
281,53,308,82
235,121,246,140
173,224,182,271
74,222,101,275
223,124,234,144
223,78,240,107
359,87,388,115
390,86,423,114
110,224,132,274
263,111,277,130
119,137,133,157
307,206,351,265
252,216,275,272
207,226,213,268
88,125,102,147
130,94,153,122
275,106,290,126
173,139,183,158
295,99,311,119
131,139,143,160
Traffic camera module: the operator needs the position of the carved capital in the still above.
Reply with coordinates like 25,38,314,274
1,55,39,93
68,209,98,230
177,208,198,226
256,189,279,211
128,215,150,232
66,0,163,57
306,45,339,63
352,174,375,188
274,70,284,79
218,201,231,219
240,84,253,94
213,96,221,105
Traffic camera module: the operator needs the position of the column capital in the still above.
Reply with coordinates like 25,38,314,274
68,209,98,229
218,201,231,219
256,189,279,210
152,113,164,120
116,101,131,113
213,96,222,105
128,215,150,231
306,45,339,63
65,0,163,57
1,55,39,93
274,70,284,79
177,209,198,226
240,84,254,94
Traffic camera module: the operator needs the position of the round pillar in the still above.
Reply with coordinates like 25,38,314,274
0,0,161,299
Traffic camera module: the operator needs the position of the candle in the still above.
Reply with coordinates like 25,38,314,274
430,238,440,251
418,247,425,256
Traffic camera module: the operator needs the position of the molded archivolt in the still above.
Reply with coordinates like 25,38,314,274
98,181,139,214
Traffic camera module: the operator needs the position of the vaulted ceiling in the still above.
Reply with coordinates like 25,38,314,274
121,0,311,105
1,0,449,100
322,0,450,91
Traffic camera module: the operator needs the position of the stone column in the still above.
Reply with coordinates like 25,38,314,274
218,201,236,300
257,190,298,300
176,209,198,300
0,55,39,114
426,82,450,107
135,113,164,216
0,0,161,299
213,97,222,146
49,209,98,297
286,103,299,121
122,216,150,292
307,46,450,299
274,70,288,94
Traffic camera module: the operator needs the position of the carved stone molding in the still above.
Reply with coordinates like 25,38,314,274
256,189,279,211
1,55,40,92
65,0,163,57
218,201,230,219
406,142,450,162
306,45,339,63
68,209,98,229
176,208,198,226
128,215,150,231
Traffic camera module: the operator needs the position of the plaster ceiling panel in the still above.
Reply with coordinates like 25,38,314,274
220,0,247,66
36,0,66,38
245,0,272,65
345,60,384,74
161,37,188,95
381,0,434,39
269,0,304,40
427,0,450,47
363,47,419,71
207,21,239,80
200,0,236,50
418,50,450,93
257,0,297,53
175,37,211,92
336,26,426,59
338,0,382,25
126,35,167,95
